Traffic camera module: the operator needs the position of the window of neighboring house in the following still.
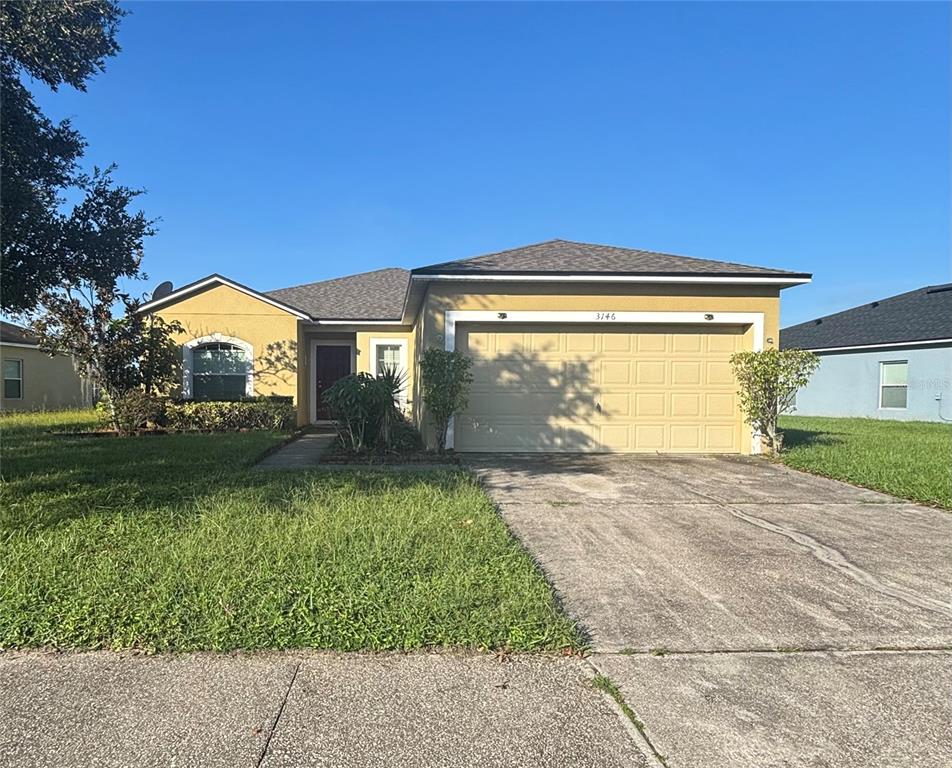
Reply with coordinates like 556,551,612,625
3,359,23,399
191,342,251,400
370,339,408,405
880,361,908,409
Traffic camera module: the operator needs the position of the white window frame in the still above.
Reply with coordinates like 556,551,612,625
879,360,908,411
182,334,254,400
3,358,23,400
442,309,766,453
370,337,409,407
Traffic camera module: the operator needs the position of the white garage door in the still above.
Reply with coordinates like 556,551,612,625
454,323,747,453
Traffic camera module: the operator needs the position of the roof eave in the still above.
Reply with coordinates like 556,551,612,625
410,271,811,286
138,274,312,320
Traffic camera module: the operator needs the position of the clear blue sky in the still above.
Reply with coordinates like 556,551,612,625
33,1,950,326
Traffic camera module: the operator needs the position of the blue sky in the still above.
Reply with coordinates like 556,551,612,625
33,1,950,326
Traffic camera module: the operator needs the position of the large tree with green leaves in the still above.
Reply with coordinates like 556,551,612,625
1,0,153,314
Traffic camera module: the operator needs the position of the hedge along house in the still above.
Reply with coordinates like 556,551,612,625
781,284,952,423
140,240,810,453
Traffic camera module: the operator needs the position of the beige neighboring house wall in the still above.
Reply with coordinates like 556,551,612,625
1,343,91,412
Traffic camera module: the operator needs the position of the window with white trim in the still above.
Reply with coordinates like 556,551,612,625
370,338,408,405
3,358,23,399
191,342,251,400
879,361,908,409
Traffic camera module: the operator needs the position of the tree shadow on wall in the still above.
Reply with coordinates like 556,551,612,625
458,347,617,477
255,340,298,390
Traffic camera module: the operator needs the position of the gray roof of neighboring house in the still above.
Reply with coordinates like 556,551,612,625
0,320,38,346
780,284,952,351
412,239,810,277
266,268,411,321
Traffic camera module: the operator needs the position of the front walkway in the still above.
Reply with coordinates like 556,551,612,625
255,432,336,470
0,651,652,768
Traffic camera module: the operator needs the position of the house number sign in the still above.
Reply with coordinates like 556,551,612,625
595,312,617,321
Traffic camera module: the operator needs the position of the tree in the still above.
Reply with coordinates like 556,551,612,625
420,348,473,453
1,0,150,314
730,348,820,454
33,292,182,433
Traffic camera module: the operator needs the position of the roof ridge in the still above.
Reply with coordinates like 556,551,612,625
267,266,409,295
783,284,938,330
416,238,565,270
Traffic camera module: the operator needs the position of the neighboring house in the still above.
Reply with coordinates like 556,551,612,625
141,239,810,453
0,321,92,412
781,284,952,422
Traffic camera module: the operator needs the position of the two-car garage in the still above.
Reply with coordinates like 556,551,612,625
452,322,750,453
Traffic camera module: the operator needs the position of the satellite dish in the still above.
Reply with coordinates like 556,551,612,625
151,281,174,301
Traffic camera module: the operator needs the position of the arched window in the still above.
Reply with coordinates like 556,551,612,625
183,336,253,400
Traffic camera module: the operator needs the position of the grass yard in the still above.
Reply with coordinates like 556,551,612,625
0,410,578,652
780,415,952,509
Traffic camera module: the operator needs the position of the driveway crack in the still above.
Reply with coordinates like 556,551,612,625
727,506,952,616
256,660,301,767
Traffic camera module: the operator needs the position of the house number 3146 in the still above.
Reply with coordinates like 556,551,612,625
595,312,617,321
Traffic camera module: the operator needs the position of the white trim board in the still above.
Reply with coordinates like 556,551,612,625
416,274,810,286
442,309,765,454
309,339,356,424
804,338,952,353
369,337,409,408
139,275,311,319
0,342,40,350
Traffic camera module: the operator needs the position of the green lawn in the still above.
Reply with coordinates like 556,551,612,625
0,410,578,652
779,415,952,509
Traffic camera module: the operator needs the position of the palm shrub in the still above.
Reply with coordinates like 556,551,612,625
420,348,473,453
323,373,388,453
376,365,409,450
730,347,820,454
324,368,413,454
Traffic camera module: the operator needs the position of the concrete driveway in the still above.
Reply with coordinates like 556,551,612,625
468,454,952,768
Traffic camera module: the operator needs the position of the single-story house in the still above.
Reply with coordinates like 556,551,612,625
0,321,93,412
781,284,952,422
140,239,810,453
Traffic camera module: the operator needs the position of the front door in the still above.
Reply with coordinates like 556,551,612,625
315,345,351,420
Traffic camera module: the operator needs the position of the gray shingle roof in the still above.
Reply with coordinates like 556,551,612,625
0,321,38,346
412,239,809,277
781,284,952,350
266,268,410,321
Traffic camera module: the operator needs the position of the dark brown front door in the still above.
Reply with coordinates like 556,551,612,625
315,345,351,420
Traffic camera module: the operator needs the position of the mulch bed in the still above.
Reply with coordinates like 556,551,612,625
321,441,460,466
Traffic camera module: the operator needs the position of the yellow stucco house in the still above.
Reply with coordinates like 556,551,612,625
1,321,92,412
141,239,810,454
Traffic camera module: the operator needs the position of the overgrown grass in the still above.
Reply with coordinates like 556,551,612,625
0,410,579,652
779,416,952,509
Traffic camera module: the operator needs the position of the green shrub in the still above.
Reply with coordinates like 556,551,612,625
96,391,166,435
164,399,295,432
323,373,388,453
730,348,820,454
323,368,412,454
420,348,473,452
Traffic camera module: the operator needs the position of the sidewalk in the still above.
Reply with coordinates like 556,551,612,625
0,651,652,768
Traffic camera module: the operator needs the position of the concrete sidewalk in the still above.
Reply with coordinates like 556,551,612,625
0,651,652,768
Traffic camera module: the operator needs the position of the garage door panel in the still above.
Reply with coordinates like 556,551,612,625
671,393,701,417
635,392,666,417
671,361,702,385
457,323,746,453
636,361,667,385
